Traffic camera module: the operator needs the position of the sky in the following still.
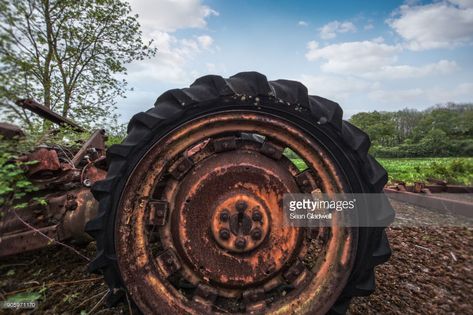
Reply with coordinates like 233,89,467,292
118,0,473,122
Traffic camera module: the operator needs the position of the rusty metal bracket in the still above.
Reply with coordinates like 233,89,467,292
71,129,106,167
156,249,181,277
148,200,169,226
295,170,317,193
213,137,237,152
260,142,283,160
283,259,307,283
169,157,194,180
16,99,85,132
193,284,218,306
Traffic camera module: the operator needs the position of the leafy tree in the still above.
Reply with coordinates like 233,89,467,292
349,111,397,146
389,109,424,143
350,103,473,158
0,0,156,130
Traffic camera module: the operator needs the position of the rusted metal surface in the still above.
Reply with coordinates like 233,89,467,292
114,112,357,315
70,129,106,167
385,183,473,218
0,122,24,139
0,126,106,257
27,148,61,177
16,99,85,132
0,225,59,257
390,181,473,194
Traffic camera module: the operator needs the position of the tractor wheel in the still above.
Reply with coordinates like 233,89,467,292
86,72,394,315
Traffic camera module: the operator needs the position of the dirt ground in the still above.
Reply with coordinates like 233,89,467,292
1,199,472,314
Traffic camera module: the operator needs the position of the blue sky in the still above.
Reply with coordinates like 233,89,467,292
119,0,473,122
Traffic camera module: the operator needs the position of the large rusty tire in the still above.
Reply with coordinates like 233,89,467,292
86,72,394,314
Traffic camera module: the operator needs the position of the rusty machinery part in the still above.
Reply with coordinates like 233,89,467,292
0,129,107,257
86,72,394,314
16,99,85,132
0,188,99,256
384,182,473,218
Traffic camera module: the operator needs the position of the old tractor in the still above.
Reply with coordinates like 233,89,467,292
0,72,394,314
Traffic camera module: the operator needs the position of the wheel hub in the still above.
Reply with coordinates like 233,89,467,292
172,150,301,287
211,193,270,253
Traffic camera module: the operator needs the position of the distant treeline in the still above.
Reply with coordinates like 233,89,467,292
348,103,473,158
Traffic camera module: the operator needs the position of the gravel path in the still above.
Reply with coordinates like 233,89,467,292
1,199,472,314
350,199,473,315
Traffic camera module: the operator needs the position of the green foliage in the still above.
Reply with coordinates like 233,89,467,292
284,148,308,171
105,122,127,146
349,111,397,146
62,292,80,303
350,103,473,158
0,125,97,211
6,291,42,303
0,138,38,211
378,157,473,185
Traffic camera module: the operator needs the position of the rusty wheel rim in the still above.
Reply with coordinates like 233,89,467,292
115,111,358,314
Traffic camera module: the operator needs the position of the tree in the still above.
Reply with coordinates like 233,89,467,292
349,104,473,157
349,111,396,146
390,109,424,144
0,0,156,129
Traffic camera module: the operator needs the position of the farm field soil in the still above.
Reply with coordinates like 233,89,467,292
0,199,472,314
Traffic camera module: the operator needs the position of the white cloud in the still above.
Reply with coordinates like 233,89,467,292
197,35,214,49
124,0,218,84
129,0,218,32
305,40,457,79
449,0,473,9
300,74,378,102
364,23,374,30
127,32,214,84
298,20,309,27
368,88,424,103
305,40,401,74
318,20,356,39
368,82,473,105
388,1,473,50
363,59,457,80
428,82,473,102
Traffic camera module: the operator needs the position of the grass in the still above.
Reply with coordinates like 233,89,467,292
289,157,473,185
377,157,473,185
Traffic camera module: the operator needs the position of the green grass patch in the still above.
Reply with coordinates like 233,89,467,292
290,157,473,185
377,157,473,185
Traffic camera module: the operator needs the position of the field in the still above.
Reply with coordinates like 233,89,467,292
288,157,473,185
378,157,473,185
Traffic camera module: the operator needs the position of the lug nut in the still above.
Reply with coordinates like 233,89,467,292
235,200,248,212
251,228,262,240
219,228,230,240
252,210,262,222
220,210,229,222
235,237,247,249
